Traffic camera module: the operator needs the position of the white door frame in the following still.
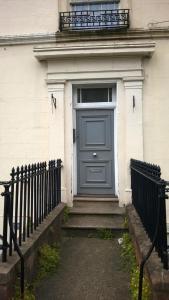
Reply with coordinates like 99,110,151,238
72,80,118,196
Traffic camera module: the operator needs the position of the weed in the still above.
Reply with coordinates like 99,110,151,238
120,233,151,300
13,282,35,300
13,243,60,299
130,266,151,300
123,216,129,229
97,228,114,240
63,205,70,223
120,233,136,269
36,243,60,281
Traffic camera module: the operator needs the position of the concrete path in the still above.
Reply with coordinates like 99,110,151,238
36,237,131,300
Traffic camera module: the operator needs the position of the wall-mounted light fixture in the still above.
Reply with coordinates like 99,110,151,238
51,93,56,109
133,96,135,111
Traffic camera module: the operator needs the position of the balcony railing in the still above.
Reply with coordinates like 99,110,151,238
59,9,129,31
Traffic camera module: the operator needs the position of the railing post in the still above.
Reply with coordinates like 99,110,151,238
9,168,15,256
57,159,62,204
30,164,34,234
19,166,24,246
27,164,31,238
53,161,57,208
23,165,27,242
159,181,168,269
33,164,37,230
59,13,62,32
2,184,10,262
14,167,19,250
48,161,51,212
44,162,48,218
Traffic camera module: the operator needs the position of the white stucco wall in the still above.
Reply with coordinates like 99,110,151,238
0,0,169,35
0,45,49,179
0,0,59,35
130,0,169,29
143,39,169,178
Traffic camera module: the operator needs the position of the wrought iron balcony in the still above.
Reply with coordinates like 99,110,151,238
59,9,129,32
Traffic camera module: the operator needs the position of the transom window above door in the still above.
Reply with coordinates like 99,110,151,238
74,85,116,106
77,87,112,103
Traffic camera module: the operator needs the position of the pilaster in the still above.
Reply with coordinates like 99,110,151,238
123,76,144,204
47,80,66,201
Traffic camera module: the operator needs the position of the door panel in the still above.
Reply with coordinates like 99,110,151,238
77,110,115,195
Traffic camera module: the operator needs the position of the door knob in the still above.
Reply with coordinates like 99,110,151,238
93,153,97,157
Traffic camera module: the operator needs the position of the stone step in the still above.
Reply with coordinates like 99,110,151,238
73,199,119,208
62,228,126,238
72,196,124,214
73,196,118,202
63,196,126,237
69,206,125,215
62,214,125,230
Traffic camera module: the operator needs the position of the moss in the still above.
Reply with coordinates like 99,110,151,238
120,233,151,300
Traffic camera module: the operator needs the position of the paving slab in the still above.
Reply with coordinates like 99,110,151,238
36,237,131,300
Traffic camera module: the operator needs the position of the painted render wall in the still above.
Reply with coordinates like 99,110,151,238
0,0,59,35
130,0,169,29
0,45,49,180
0,0,169,35
143,39,169,179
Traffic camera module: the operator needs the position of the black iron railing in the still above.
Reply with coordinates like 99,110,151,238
131,159,168,269
1,159,62,262
130,159,168,300
59,9,129,31
0,159,62,296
